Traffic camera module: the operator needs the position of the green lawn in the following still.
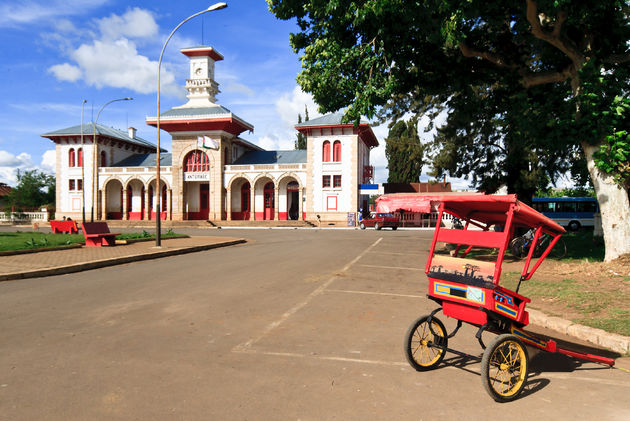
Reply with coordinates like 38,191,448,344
0,230,186,252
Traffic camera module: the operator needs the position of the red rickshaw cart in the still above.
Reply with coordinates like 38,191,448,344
396,194,614,402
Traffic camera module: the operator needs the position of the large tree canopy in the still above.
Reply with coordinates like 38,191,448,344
268,0,630,261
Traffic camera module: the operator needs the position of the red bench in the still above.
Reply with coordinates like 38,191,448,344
80,222,120,247
50,220,79,234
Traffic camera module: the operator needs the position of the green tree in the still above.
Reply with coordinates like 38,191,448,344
385,119,423,183
6,170,55,210
268,0,630,261
295,113,307,149
294,105,310,150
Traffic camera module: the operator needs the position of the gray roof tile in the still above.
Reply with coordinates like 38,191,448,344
233,150,307,165
112,153,172,167
42,123,162,151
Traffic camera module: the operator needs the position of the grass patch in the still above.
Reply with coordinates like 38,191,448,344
0,230,185,252
561,229,605,261
502,272,630,337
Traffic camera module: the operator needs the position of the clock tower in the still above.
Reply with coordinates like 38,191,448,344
179,46,224,107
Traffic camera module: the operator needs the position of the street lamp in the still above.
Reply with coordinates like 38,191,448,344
80,99,87,224
91,97,133,222
155,2,227,247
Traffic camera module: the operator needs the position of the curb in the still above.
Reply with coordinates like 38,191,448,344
0,239,246,282
529,309,630,355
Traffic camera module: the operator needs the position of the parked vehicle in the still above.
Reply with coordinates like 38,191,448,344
532,197,598,231
359,213,399,230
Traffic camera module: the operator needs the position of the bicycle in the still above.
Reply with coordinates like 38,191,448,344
509,228,567,259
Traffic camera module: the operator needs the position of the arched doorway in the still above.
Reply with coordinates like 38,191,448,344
240,182,251,220
105,179,123,219
126,179,145,220
287,181,299,220
263,182,274,220
183,150,210,220
148,181,168,220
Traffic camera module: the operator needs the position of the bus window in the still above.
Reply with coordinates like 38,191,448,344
557,201,576,213
576,201,597,213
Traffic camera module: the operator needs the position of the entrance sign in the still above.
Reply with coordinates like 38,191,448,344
185,172,210,181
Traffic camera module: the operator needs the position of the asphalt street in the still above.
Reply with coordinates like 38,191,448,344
1,228,628,420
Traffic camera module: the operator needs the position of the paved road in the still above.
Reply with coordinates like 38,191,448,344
1,228,628,420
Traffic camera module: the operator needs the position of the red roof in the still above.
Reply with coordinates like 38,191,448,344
377,193,565,233
0,183,11,197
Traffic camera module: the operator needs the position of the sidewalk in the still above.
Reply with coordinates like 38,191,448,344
0,236,245,281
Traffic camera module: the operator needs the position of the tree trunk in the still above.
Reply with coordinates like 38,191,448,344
582,141,630,262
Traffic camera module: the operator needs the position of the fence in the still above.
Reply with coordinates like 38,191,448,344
0,211,49,223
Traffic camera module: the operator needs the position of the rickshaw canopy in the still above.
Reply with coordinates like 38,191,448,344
438,194,565,234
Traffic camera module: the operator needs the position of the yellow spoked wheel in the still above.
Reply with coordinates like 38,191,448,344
404,315,447,371
481,334,529,402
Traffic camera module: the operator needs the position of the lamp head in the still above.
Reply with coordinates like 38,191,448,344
124,97,133,101
208,2,227,11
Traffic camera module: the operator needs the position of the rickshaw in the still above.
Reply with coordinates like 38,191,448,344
399,195,615,402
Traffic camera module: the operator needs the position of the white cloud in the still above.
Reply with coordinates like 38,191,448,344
67,38,179,96
41,150,56,174
0,151,37,186
47,8,181,97
275,86,322,129
97,8,158,41
48,63,82,82
0,0,107,28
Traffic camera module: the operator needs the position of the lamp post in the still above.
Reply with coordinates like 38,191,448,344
155,2,227,247
91,97,133,222
80,99,87,224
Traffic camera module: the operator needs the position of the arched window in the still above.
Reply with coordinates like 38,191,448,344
100,151,107,167
333,140,342,162
68,148,76,167
184,150,210,172
77,148,83,167
322,141,331,162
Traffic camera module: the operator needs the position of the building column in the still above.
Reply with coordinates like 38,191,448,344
274,186,279,221
100,189,106,220
249,184,255,221
144,186,150,220
122,188,128,220
226,188,232,221
298,187,304,221
167,188,172,220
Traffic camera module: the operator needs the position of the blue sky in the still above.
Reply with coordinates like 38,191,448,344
0,0,472,189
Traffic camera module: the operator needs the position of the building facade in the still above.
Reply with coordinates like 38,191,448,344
42,46,378,223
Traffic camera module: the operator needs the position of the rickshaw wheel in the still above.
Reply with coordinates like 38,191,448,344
404,315,448,371
481,334,529,402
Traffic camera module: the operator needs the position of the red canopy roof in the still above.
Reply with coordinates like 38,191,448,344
440,194,565,233
377,193,565,233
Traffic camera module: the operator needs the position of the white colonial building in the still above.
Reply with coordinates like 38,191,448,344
42,46,377,224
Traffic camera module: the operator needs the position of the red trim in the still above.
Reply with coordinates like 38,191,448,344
180,47,224,61
279,212,287,220
255,212,264,221
146,117,253,136
128,212,143,220
326,196,337,211
296,123,379,147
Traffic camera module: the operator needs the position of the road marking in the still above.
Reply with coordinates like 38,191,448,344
358,264,424,271
232,349,630,387
234,348,408,367
232,237,383,353
326,289,424,299
367,251,424,256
